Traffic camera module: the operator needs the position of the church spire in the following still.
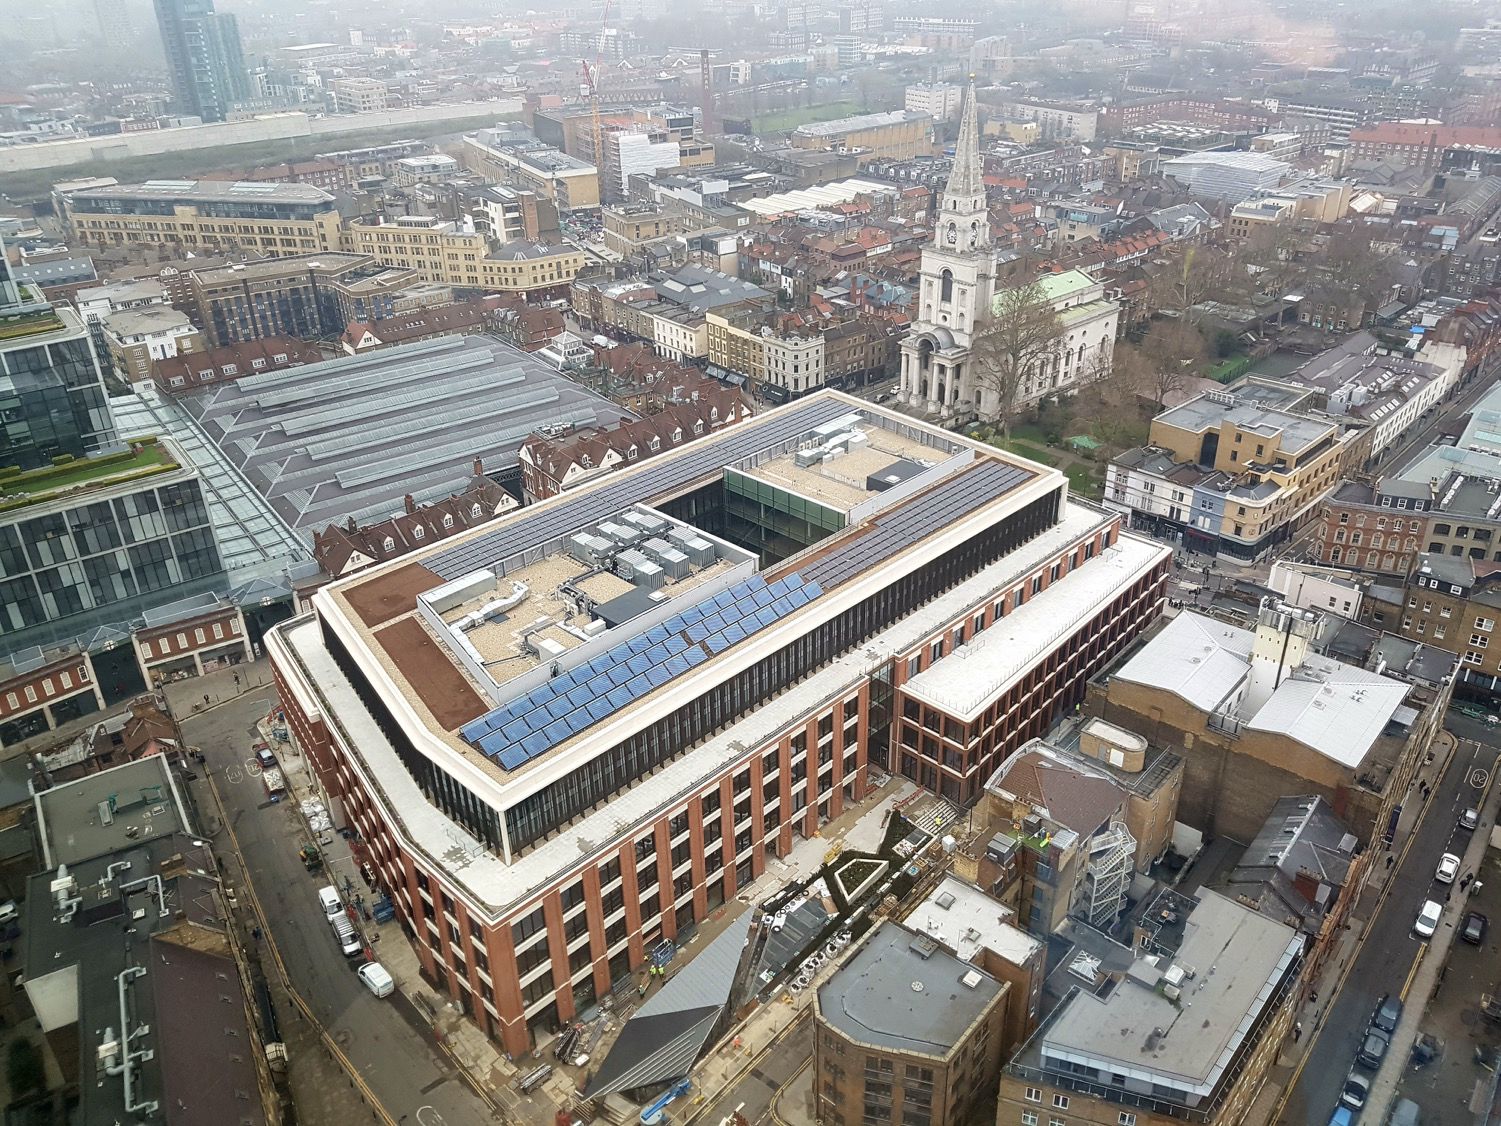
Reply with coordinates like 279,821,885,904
943,77,984,208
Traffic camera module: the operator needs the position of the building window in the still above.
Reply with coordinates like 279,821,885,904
1119,1115,1137,1126
1024,1089,1041,1103
1052,1095,1069,1110
1021,1116,1038,1126
1478,618,1495,632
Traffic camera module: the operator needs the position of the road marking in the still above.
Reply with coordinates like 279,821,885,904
225,765,243,784
1472,768,1490,790
416,1108,446,1126
1400,944,1427,1001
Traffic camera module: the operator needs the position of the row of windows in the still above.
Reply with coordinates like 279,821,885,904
504,488,1061,852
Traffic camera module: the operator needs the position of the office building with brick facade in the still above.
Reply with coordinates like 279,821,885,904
267,392,1170,1057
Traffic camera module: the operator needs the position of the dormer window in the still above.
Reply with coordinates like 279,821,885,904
672,428,682,443
383,536,395,551
693,420,704,435
470,503,482,518
650,436,661,451
442,513,454,529
627,444,638,460
412,525,425,540
581,454,593,468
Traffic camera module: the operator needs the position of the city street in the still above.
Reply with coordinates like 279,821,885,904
1284,715,1499,1124
695,1013,811,1126
179,688,499,1126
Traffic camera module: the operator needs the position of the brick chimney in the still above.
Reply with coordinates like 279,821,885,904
403,494,416,515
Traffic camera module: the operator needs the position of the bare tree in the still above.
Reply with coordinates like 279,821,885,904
1148,244,1245,321
1318,227,1398,308
1117,319,1210,408
971,281,1065,438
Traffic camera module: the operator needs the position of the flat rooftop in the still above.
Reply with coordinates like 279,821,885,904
904,514,1170,718
191,252,374,284
740,419,944,511
906,874,1040,966
1038,890,1301,1098
1156,395,1336,456
817,920,1002,1057
284,498,1144,911
34,755,189,867
65,179,336,206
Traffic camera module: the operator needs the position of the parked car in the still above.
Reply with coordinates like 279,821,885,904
256,746,277,770
1371,993,1403,1035
1356,1027,1389,1070
1327,1109,1353,1126
1415,899,1443,937
1436,852,1462,884
1340,1072,1370,1111
1460,807,1480,830
1463,910,1489,945
357,961,394,998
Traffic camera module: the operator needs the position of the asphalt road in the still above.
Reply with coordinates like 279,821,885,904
1286,714,1499,1124
697,1014,811,1126
181,690,497,1126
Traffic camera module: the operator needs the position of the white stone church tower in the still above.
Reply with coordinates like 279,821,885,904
899,78,995,418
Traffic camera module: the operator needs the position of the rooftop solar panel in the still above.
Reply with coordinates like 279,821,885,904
498,747,530,770
687,622,710,643
625,673,652,698
627,653,652,675
521,731,550,757
425,397,855,581
546,696,573,721
685,645,708,666
587,697,614,721
645,625,670,644
681,606,705,625
606,684,633,709
665,635,688,656
706,633,731,655
478,730,509,756
647,666,672,687
723,622,747,645
608,665,633,688
543,718,571,744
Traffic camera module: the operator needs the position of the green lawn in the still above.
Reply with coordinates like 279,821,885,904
0,445,173,508
995,438,1060,466
754,101,861,134
1066,465,1103,498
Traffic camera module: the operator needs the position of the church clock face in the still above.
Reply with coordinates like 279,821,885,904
945,222,958,246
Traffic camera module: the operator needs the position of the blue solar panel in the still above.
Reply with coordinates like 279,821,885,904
521,731,550,756
785,571,805,587
724,622,747,644
545,697,571,721
685,646,707,666
629,634,654,655
805,579,823,598
647,666,672,687
681,605,705,624
753,605,777,628
565,685,593,709
553,670,577,691
666,635,688,656
606,684,633,708
499,747,529,770
607,665,633,687
665,655,691,676
627,652,652,675
541,718,569,744
499,716,529,742
786,588,810,609
461,716,495,742
564,710,591,735
702,612,726,633
687,622,710,642
625,672,652,697
766,578,790,598
587,697,614,721
752,587,775,609
661,614,686,634
706,633,731,654
646,624,670,644
478,730,509,756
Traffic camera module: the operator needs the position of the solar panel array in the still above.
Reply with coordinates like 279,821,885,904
460,572,823,769
424,397,858,580
799,460,1033,589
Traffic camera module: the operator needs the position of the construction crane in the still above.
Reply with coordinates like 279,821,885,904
579,0,613,180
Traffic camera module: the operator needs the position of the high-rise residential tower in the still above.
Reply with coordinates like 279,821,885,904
153,0,250,123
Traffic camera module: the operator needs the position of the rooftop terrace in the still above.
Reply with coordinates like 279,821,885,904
0,441,176,515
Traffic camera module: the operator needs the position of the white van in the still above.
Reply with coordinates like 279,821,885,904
331,912,363,958
357,961,394,998
317,885,342,921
